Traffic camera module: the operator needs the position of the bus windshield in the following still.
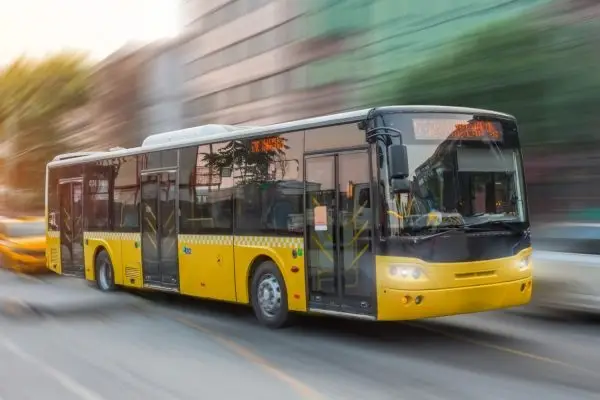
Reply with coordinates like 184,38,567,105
380,112,527,236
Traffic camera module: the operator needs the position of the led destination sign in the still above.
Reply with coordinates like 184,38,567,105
412,118,503,141
251,136,285,152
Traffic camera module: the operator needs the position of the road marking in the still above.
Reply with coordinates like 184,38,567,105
1,338,106,400
176,317,325,400
407,321,600,378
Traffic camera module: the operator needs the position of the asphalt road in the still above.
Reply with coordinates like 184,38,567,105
1,271,599,400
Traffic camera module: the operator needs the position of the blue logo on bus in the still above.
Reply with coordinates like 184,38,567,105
183,246,192,255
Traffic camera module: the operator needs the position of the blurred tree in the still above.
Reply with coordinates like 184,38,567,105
0,52,90,208
386,14,600,148
381,9,600,221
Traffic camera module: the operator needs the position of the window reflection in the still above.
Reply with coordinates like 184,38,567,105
179,142,234,234
113,156,140,232
380,113,526,236
84,162,112,231
233,132,304,236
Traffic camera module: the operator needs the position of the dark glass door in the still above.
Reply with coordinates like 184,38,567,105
305,156,337,299
141,171,179,288
59,180,84,276
305,150,375,315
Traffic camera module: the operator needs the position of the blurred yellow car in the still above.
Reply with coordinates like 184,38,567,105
0,217,47,274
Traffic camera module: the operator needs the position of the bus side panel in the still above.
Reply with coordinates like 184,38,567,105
46,231,61,274
178,235,236,302
120,233,142,288
233,236,306,312
83,233,124,284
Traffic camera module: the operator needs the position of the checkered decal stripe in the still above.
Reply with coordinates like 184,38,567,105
178,235,303,249
56,232,304,249
83,232,141,241
47,231,59,238
235,236,303,249
179,235,233,245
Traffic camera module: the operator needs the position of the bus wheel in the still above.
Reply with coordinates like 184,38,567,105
251,261,290,329
95,250,116,292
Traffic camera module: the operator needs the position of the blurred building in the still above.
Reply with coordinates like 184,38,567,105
138,40,184,137
88,40,184,149
179,0,365,126
350,0,553,106
178,0,557,126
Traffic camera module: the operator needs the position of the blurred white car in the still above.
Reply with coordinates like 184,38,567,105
531,223,600,314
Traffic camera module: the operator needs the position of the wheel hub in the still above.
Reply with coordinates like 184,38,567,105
257,274,281,317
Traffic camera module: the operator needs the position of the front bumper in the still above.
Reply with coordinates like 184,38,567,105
377,277,533,320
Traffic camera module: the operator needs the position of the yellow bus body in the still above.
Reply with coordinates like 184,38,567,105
45,106,533,327
47,231,532,319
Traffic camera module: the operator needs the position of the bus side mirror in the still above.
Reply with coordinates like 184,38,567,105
388,144,409,179
390,178,410,194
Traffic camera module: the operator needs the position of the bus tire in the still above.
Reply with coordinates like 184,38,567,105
250,260,291,329
95,250,116,292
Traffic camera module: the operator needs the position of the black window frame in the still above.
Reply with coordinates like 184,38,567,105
112,155,141,233
83,161,114,232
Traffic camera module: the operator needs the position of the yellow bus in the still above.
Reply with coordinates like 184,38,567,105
45,106,532,328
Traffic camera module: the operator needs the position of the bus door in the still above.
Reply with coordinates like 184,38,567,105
140,170,179,290
304,149,376,317
58,178,84,277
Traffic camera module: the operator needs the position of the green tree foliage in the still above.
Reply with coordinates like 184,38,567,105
388,16,600,148
0,52,90,208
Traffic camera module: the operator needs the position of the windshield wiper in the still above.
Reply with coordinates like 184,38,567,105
405,220,525,242
407,225,487,242
464,219,523,234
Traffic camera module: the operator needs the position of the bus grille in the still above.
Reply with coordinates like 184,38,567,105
125,266,141,281
455,270,496,279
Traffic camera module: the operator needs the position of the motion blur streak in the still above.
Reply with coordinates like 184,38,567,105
175,317,325,400
406,321,600,379
1,337,105,400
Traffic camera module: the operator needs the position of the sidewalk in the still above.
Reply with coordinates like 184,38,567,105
0,269,146,319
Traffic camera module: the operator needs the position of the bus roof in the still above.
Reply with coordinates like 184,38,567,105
47,105,515,168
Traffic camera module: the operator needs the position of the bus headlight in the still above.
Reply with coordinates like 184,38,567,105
517,255,531,271
389,264,423,279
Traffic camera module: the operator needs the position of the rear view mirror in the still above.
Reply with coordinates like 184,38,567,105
390,178,410,194
388,144,409,179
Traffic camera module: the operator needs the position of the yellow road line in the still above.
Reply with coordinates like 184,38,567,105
175,317,325,400
406,321,600,378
